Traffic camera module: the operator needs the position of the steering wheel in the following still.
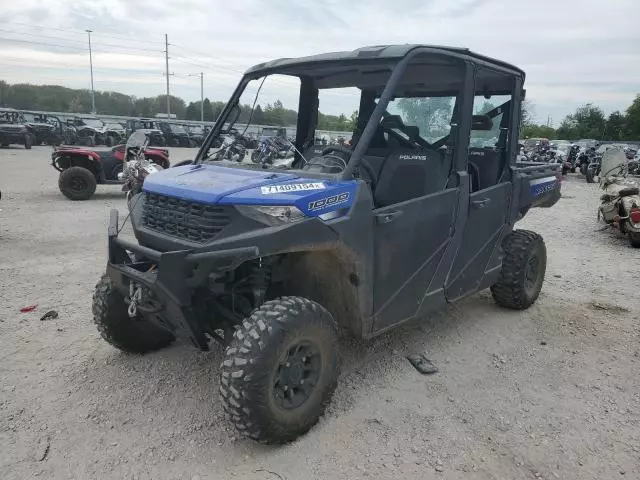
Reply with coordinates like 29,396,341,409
321,145,377,190
321,145,352,158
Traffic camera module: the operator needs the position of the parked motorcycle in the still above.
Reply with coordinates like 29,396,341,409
598,149,640,248
251,136,294,166
214,134,247,162
119,130,165,201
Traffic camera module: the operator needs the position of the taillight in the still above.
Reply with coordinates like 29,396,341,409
630,209,640,224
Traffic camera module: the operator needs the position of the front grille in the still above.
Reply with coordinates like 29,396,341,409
142,192,232,243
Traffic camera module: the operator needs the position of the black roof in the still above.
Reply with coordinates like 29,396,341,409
246,44,524,78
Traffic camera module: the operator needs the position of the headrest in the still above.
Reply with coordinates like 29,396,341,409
472,115,493,131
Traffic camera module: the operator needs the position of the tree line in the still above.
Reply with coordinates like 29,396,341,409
2,80,637,140
0,81,355,131
521,95,640,141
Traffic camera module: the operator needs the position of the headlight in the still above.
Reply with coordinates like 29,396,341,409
236,205,305,226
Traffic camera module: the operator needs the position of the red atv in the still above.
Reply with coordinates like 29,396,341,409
51,131,170,200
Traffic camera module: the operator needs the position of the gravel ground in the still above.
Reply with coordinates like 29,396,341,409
1,146,639,480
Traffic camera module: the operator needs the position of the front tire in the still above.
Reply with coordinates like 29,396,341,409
58,166,97,200
630,233,640,249
491,230,547,310
92,275,175,353
220,297,339,444
24,134,32,149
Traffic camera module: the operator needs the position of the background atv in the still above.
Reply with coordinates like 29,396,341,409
0,108,34,149
22,111,61,146
52,131,170,200
94,45,561,444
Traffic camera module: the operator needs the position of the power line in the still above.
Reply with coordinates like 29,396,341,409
0,35,164,58
5,20,165,45
0,31,164,54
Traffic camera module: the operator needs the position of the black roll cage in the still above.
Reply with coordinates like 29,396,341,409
195,46,524,179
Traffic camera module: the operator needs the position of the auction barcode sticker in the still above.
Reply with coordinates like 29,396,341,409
261,183,325,194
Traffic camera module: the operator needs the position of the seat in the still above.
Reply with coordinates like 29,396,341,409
373,149,451,207
468,147,503,191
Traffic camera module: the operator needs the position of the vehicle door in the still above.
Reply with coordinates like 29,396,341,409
445,93,514,300
371,96,460,332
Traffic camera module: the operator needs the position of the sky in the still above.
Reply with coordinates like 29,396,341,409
1,0,639,124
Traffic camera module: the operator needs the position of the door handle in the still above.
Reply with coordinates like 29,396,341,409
375,210,402,224
471,198,491,209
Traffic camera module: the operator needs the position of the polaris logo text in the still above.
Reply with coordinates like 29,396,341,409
398,154,427,161
308,192,350,211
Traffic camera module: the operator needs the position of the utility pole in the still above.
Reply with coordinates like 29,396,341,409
188,72,204,123
164,34,170,117
86,30,96,114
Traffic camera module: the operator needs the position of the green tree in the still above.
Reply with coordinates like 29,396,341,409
604,111,627,141
202,98,214,121
185,102,199,120
625,94,640,139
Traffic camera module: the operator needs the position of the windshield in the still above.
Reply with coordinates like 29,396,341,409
126,130,149,150
0,112,22,123
188,126,204,134
169,124,187,133
82,118,104,128
105,123,123,130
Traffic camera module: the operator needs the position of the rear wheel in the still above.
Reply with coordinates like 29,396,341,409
220,297,339,444
586,166,596,183
92,275,175,353
24,134,32,149
58,166,97,200
491,230,547,310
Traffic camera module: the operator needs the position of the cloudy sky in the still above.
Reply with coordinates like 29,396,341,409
1,0,639,124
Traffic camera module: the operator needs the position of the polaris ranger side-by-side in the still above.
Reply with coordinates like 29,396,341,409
94,45,561,443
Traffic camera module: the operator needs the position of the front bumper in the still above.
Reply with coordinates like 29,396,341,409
106,209,259,350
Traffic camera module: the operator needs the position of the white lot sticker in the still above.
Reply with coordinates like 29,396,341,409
261,182,325,194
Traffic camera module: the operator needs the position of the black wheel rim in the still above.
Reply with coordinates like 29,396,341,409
69,176,87,192
273,341,322,410
524,254,539,294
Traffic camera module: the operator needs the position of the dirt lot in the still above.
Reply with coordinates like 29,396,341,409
0,146,638,480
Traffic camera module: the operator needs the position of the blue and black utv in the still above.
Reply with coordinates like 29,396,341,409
94,45,561,443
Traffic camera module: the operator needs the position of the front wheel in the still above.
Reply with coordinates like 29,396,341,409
58,166,97,200
586,166,596,183
491,230,547,310
92,275,175,353
630,233,640,249
24,134,32,149
220,297,340,444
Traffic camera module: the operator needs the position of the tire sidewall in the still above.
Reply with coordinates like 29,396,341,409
523,239,547,302
256,317,338,429
59,167,97,200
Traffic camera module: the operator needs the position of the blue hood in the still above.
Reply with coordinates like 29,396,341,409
143,164,358,217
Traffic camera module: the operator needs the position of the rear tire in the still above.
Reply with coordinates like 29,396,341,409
220,297,339,444
491,230,547,310
24,134,32,149
58,166,97,200
92,275,175,353
586,167,595,183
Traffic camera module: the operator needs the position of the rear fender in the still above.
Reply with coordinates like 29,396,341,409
51,151,102,176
